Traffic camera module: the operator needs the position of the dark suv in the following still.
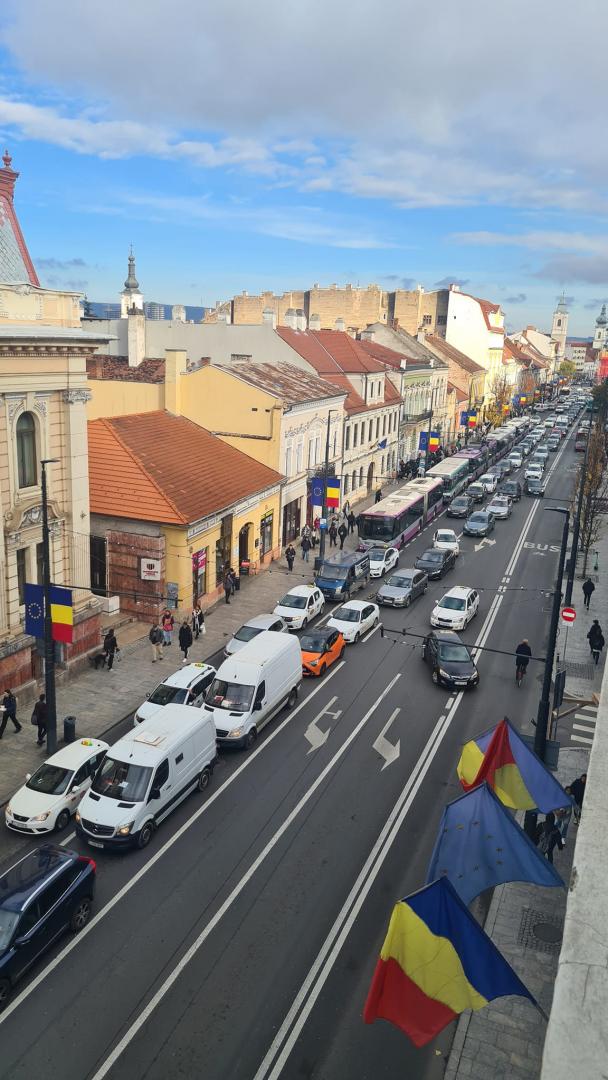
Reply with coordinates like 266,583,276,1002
0,845,96,1010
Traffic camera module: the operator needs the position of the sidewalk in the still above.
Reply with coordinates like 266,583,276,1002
0,488,385,807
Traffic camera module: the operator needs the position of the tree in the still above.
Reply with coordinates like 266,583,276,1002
571,424,608,574
591,379,608,421
558,359,576,379
486,372,511,427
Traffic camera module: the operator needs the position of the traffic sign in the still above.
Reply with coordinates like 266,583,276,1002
561,606,576,624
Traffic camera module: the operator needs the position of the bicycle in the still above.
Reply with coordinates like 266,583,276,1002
515,663,527,687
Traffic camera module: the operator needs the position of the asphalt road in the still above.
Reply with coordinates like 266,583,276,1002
0,423,580,1080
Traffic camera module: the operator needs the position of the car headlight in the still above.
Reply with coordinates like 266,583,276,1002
5,804,11,816
33,811,51,822
117,822,134,836
309,659,319,667
75,810,81,823
228,726,245,739
439,669,451,680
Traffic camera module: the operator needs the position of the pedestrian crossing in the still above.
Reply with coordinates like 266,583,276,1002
570,704,598,747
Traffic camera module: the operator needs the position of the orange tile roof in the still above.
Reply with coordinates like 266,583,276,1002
447,381,468,403
425,334,486,374
88,412,282,525
276,326,386,374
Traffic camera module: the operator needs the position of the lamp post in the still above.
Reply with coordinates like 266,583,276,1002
317,410,338,564
565,417,593,606
41,458,59,754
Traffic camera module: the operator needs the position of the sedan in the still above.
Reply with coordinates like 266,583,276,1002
433,528,460,555
376,569,428,608
463,511,495,537
486,495,512,520
327,600,379,643
478,473,497,494
499,480,522,501
447,495,473,518
488,462,509,481
368,546,399,578
525,464,544,481
423,630,479,690
300,627,345,676
224,613,289,656
525,476,546,496
467,482,486,503
415,547,456,579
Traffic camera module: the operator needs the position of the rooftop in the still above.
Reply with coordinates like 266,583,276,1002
0,152,39,288
87,355,166,383
227,361,346,406
424,334,485,374
276,326,387,375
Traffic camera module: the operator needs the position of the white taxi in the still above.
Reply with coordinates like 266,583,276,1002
327,600,380,643
432,529,460,555
273,585,325,629
5,738,109,834
368,546,399,578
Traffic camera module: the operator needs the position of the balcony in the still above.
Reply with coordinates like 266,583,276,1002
401,410,432,424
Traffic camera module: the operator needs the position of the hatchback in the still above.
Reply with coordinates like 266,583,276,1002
433,529,460,554
368,547,399,578
447,495,473,518
134,662,216,725
224,614,288,657
499,480,522,501
467,482,486,503
6,739,108,835
430,586,480,631
486,495,512,520
300,627,345,676
415,547,456,579
273,585,325,629
0,846,95,1010
478,473,497,494
423,630,479,689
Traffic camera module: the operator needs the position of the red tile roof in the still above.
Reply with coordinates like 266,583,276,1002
276,327,386,374
447,381,467,403
87,355,166,383
89,412,282,525
356,339,412,370
424,334,485,374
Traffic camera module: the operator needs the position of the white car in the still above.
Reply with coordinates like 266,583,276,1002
525,463,544,481
134,662,216,725
507,454,522,470
478,473,498,494
487,495,512,520
430,586,480,631
5,738,109,834
224,613,288,656
327,600,380,643
273,584,325,629
433,528,460,555
368,546,399,578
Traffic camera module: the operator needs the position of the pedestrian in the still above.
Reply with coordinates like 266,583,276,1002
162,608,174,646
0,688,21,737
301,534,312,562
329,522,338,547
313,516,320,543
570,773,587,824
179,619,193,662
375,489,383,504
31,693,47,746
556,791,573,841
149,621,163,662
229,567,239,593
347,511,356,535
338,522,348,550
343,500,351,517
285,543,296,572
191,604,203,639
103,629,118,671
587,619,605,665
535,812,564,864
223,571,232,604
582,578,595,610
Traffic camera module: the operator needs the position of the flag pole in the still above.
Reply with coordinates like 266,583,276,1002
41,459,59,754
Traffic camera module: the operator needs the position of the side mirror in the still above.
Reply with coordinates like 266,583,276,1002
13,936,28,949
71,785,81,795
149,787,161,801
254,700,263,712
25,773,31,781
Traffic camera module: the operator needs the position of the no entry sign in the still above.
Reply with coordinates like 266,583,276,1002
561,607,576,624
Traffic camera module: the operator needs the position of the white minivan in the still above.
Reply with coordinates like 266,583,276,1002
75,705,218,850
203,631,302,750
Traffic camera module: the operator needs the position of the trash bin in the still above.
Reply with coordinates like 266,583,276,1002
63,716,76,744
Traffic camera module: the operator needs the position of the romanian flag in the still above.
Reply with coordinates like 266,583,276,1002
50,585,73,644
363,877,535,1047
502,403,510,414
325,477,340,508
428,433,440,449
457,718,571,813
467,412,477,428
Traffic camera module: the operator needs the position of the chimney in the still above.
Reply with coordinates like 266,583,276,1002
359,328,375,341
296,307,307,331
164,349,187,415
335,316,345,333
284,308,298,330
309,313,321,331
417,330,426,344
262,306,276,328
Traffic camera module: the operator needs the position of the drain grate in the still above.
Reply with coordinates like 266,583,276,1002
566,661,596,679
518,907,562,953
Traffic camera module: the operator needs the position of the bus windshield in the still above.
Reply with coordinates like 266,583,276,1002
359,515,396,541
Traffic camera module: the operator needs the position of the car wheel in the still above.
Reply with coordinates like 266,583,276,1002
339,646,345,660
0,978,11,1011
138,822,154,849
197,766,211,792
70,897,92,933
245,728,258,750
432,669,439,684
354,632,360,643
302,617,308,629
55,809,70,832
319,663,327,676
405,596,411,608
287,687,298,708
373,616,379,628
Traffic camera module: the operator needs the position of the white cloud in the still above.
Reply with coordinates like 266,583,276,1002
454,231,608,254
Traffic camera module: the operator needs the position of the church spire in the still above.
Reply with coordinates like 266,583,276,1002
120,246,144,317
124,246,139,291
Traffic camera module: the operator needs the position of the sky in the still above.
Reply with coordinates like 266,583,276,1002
0,0,607,336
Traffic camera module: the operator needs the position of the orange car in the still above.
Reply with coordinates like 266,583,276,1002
301,627,345,676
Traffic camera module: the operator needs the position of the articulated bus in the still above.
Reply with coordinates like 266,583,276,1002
453,446,490,479
425,458,470,502
401,476,445,522
357,490,426,549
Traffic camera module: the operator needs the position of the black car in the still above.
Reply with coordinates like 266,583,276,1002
463,511,495,537
423,630,479,689
414,547,456,579
447,494,473,518
525,476,546,496
0,845,95,1009
499,479,522,502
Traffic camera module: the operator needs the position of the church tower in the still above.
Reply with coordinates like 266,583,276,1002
120,247,144,317
551,293,569,361
593,304,607,354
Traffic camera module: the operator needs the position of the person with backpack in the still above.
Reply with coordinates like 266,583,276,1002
587,620,605,665
328,522,338,547
582,578,595,610
103,629,118,672
0,689,21,736
149,622,163,663
338,521,348,550
535,812,564,863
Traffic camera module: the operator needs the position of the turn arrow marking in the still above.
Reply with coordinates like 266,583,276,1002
373,707,401,770
304,696,341,753
474,538,497,552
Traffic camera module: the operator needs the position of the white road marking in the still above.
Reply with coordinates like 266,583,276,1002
571,734,593,746
60,831,76,847
573,723,595,735
361,623,381,643
304,698,341,752
88,674,403,1080
372,708,401,770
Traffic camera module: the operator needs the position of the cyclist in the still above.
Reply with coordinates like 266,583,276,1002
515,639,532,685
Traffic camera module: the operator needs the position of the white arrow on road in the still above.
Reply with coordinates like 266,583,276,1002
474,538,497,552
373,708,401,770
304,696,341,753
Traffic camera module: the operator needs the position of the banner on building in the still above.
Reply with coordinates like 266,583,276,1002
24,582,73,644
418,431,440,451
141,558,161,581
467,412,478,428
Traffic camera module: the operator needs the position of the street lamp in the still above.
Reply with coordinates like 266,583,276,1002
41,458,59,754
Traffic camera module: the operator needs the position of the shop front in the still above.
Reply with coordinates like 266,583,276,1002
282,498,301,545
192,548,207,604
260,510,274,559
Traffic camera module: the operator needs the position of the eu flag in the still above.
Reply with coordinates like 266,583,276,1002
426,782,564,906
24,582,44,638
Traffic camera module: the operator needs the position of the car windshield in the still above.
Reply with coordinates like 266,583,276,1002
333,606,360,622
234,624,264,642
451,499,468,509
436,533,454,543
278,594,307,608
0,910,19,950
319,565,349,579
480,475,493,483
206,679,254,713
26,763,73,796
440,596,466,611
92,757,152,802
147,684,189,706
369,549,386,561
420,551,442,562
438,644,471,662
301,634,331,651
387,574,413,589
469,513,486,523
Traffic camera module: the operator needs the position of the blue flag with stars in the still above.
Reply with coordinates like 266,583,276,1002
24,582,44,638
426,782,564,906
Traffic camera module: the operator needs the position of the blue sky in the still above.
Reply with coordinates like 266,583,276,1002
1,0,607,335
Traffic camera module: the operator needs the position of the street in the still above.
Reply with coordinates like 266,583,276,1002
0,431,577,1080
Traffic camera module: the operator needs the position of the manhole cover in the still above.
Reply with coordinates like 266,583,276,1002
566,661,596,679
518,907,562,953
532,921,562,944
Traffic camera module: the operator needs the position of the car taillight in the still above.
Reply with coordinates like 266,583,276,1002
80,856,97,873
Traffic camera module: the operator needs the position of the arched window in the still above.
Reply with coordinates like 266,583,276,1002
359,466,364,487
16,412,37,488
351,469,357,490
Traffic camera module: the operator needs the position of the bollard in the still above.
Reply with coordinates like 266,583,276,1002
63,715,76,744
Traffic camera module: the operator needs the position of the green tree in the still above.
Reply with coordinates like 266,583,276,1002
558,359,576,379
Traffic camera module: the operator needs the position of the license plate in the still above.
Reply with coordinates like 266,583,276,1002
88,840,104,849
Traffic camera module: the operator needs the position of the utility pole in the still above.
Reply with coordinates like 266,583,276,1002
565,418,593,605
41,458,59,754
317,410,336,565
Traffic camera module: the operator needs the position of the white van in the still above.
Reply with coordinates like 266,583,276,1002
75,705,218,850
203,631,301,750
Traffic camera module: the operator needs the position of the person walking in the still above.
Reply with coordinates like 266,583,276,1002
535,812,564,864
556,791,573,841
587,619,605,665
32,693,47,746
375,489,383,504
285,544,296,572
301,534,312,562
103,629,118,672
223,571,232,604
582,578,595,610
570,773,587,824
162,609,174,646
179,619,193,662
338,521,348,550
191,604,204,639
328,522,338,548
150,622,163,662
347,511,356,535
0,689,21,736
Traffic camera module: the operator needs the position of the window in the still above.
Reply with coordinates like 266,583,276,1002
332,431,337,458
345,426,351,451
284,446,292,476
557,319,562,327
152,759,170,790
344,474,349,495
18,901,41,937
315,437,321,464
422,314,432,326
359,466,364,487
353,425,358,448
382,415,387,437
254,681,266,706
16,547,27,605
72,764,89,789
36,542,44,585
351,469,357,490
368,420,373,442
16,412,37,488
295,441,303,473
375,418,380,439
38,873,70,918
437,314,447,326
